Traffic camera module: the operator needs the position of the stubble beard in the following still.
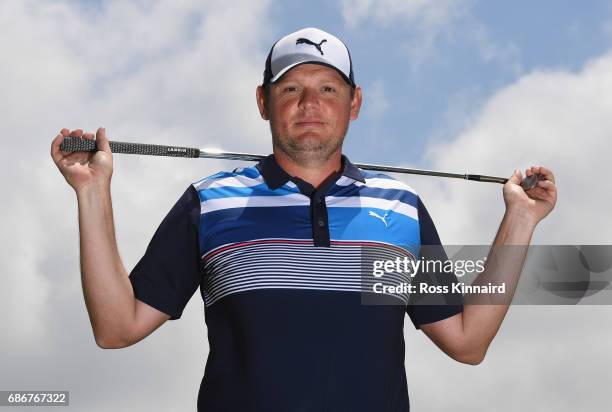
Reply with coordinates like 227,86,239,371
271,127,347,169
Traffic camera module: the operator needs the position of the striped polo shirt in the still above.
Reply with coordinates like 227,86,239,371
129,154,463,412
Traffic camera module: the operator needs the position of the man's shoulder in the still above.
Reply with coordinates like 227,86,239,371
191,164,264,192
358,169,419,196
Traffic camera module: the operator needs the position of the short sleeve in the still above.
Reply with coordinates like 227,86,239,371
406,196,464,329
128,185,201,320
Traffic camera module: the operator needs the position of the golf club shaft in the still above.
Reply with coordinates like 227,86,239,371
59,136,525,187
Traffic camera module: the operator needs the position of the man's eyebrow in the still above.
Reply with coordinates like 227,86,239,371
319,77,344,84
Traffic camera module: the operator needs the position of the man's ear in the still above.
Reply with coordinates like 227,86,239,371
349,85,362,121
256,85,269,120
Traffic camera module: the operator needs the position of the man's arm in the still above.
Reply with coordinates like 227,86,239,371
419,166,557,364
52,128,170,349
77,183,171,349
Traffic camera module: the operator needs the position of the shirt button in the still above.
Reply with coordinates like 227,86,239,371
317,219,326,227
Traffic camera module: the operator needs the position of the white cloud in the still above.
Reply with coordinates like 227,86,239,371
0,0,273,410
405,306,612,411
396,48,612,411
412,50,612,245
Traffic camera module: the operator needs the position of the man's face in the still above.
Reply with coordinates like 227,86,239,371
256,63,362,166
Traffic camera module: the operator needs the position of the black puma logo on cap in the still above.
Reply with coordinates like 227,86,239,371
296,38,327,55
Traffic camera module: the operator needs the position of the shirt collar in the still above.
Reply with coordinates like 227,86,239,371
256,153,366,190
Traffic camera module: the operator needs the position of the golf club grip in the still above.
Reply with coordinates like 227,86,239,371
59,137,200,158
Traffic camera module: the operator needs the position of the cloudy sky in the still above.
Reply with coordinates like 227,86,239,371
1,0,612,410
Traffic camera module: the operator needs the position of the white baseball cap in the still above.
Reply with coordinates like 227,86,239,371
262,27,355,88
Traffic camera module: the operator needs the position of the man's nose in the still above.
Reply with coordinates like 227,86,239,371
298,87,320,109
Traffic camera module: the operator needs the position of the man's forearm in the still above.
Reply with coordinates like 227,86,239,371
419,168,556,364
461,207,538,357
76,183,136,347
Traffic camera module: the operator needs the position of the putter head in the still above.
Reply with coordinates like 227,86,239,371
521,173,543,191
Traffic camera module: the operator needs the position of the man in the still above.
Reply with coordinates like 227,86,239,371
51,27,557,411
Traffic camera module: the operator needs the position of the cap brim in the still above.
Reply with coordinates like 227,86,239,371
270,59,354,87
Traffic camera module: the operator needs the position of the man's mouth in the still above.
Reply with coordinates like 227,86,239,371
295,120,325,127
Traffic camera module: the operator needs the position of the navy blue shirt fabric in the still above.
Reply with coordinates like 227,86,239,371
129,184,201,320
129,154,463,411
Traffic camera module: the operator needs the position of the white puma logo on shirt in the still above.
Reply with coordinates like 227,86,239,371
368,210,389,227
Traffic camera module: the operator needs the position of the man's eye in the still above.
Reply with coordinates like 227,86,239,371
283,86,298,92
323,86,336,92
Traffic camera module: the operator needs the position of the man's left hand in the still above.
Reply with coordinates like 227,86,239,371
503,165,557,224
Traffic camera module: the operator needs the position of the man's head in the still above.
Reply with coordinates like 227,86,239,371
256,27,362,167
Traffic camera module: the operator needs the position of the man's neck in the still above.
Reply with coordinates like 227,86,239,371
273,149,343,189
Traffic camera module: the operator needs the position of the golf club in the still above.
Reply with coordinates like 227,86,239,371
59,137,543,190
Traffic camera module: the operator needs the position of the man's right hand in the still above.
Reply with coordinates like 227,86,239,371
51,127,113,192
